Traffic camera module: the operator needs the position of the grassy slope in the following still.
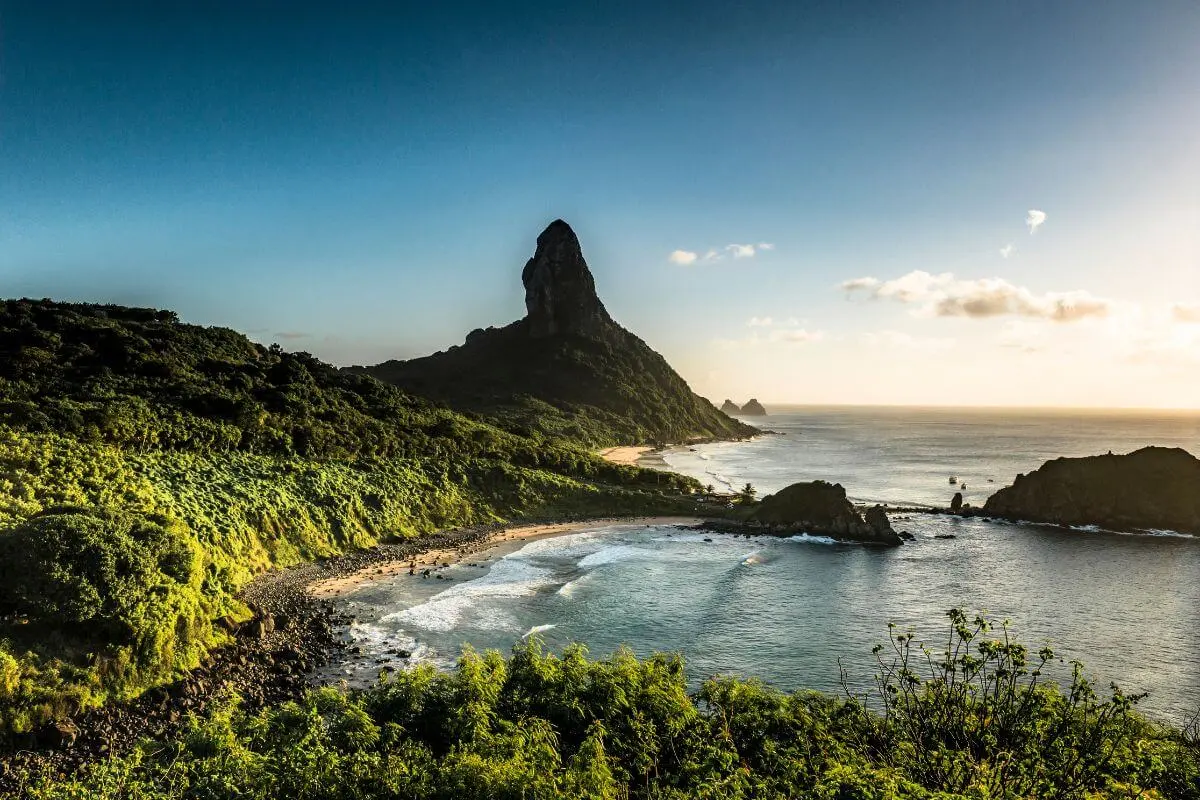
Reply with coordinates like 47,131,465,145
0,300,701,734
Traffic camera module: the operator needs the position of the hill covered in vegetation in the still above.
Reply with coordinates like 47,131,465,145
0,298,701,737
354,220,757,448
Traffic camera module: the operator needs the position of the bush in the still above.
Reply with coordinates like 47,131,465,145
0,508,199,637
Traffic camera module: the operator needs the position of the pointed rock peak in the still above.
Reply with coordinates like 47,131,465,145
522,219,613,339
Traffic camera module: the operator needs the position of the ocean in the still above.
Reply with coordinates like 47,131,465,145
325,406,1200,724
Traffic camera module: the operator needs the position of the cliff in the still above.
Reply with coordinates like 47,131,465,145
983,446,1200,534
355,220,757,448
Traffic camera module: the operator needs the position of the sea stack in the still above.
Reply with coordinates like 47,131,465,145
983,446,1200,535
721,399,741,414
741,398,767,416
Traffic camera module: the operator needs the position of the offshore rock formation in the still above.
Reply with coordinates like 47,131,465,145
741,398,767,416
720,399,742,414
745,481,902,545
983,447,1200,535
356,220,756,447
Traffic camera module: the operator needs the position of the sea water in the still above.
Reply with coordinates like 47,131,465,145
326,407,1200,724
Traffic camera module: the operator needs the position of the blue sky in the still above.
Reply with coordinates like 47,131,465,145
2,1,1198,406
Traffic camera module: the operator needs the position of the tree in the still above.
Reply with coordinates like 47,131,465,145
738,483,757,504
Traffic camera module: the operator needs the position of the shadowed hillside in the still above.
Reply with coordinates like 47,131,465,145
354,221,756,448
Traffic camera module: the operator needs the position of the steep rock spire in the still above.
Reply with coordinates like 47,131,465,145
521,219,613,339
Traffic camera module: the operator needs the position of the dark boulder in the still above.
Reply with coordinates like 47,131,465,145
983,446,1200,534
950,492,963,512
749,481,902,545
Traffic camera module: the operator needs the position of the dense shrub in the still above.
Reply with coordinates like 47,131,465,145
19,614,1200,799
0,508,199,634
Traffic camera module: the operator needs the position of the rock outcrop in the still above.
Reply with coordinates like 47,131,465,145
746,481,902,545
720,399,741,414
355,220,757,446
741,398,767,416
983,446,1200,535
521,219,615,340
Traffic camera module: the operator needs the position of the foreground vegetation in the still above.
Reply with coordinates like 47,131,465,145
20,611,1199,799
0,300,701,736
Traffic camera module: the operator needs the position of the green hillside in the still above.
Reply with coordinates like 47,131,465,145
0,298,699,735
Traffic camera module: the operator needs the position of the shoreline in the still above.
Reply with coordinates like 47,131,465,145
308,516,704,599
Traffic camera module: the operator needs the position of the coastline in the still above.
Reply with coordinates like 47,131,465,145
308,516,703,599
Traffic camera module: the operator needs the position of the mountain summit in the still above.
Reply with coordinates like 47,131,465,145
355,220,755,447
522,219,614,339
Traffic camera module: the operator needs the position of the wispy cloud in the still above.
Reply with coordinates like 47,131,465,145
1026,209,1046,234
714,325,824,350
842,270,1111,322
999,243,1014,259
746,316,774,327
672,242,774,264
274,331,311,340
1171,304,1200,323
771,328,824,343
840,277,880,292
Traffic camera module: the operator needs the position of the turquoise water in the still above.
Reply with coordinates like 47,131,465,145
329,407,1200,724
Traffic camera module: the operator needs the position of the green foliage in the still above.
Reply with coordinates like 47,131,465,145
0,299,706,735
21,614,1199,799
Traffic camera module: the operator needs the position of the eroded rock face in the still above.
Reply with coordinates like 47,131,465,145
521,219,614,339
983,446,1200,534
721,399,741,414
741,399,767,416
749,480,902,545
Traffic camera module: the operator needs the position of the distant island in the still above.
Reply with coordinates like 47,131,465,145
352,220,756,448
741,398,768,416
720,399,741,414
984,446,1200,535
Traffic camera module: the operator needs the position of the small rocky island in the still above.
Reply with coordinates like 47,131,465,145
720,399,741,414
984,446,1200,535
707,480,903,546
741,398,768,416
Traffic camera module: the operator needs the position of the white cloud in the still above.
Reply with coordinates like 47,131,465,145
703,250,721,261
757,242,775,250
726,243,757,258
673,242,773,263
1026,209,1046,234
840,277,880,292
668,249,698,265
1000,243,1014,259
747,316,774,327
1171,304,1200,324
842,270,1111,323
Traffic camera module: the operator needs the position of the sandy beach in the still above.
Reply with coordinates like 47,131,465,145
307,516,702,599
598,445,672,470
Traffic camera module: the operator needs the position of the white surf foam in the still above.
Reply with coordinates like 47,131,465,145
577,544,647,569
382,557,555,632
784,533,839,545
523,623,557,638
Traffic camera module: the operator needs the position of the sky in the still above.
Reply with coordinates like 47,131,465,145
2,1,1198,408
